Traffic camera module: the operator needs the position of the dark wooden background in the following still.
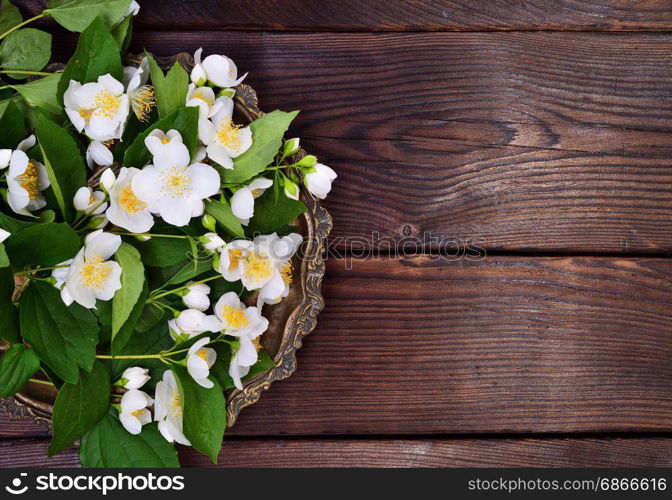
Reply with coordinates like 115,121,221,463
2,0,672,467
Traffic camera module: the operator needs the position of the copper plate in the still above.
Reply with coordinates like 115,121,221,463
0,53,332,429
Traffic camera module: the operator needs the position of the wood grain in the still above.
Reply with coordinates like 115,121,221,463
2,436,671,468
120,31,672,253
14,0,672,31
225,256,672,436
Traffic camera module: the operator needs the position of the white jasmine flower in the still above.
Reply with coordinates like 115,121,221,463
230,177,273,225
119,367,150,390
258,233,303,305
60,230,123,309
191,48,247,88
182,282,211,312
100,168,117,192
73,186,107,215
144,129,183,157
106,167,154,233
200,105,252,169
123,58,156,122
168,309,222,341
229,336,258,390
132,139,221,227
6,150,50,217
304,163,337,200
213,292,268,338
0,229,9,244
217,239,252,281
155,370,191,446
119,389,153,435
125,0,140,17
0,134,35,170
201,232,225,253
51,259,74,306
186,84,225,119
186,337,217,389
64,74,130,142
85,141,113,169
233,232,301,292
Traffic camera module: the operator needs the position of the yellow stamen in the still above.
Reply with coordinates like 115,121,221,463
79,255,113,291
160,166,192,199
251,189,263,198
252,337,262,351
169,393,182,418
222,305,249,329
243,252,273,282
93,89,121,119
192,91,213,106
161,136,171,144
17,161,41,200
131,409,145,418
216,119,243,152
228,249,243,271
131,85,156,122
119,185,147,214
79,108,93,121
196,349,209,362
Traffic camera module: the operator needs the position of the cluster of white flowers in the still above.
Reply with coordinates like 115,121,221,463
0,46,336,446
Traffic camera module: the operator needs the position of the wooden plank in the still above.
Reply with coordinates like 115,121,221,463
1,257,671,437
0,399,50,438
2,436,671,468
116,31,672,253
14,0,672,31
223,256,672,436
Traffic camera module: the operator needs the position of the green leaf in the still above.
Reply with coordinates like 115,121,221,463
11,73,62,116
0,0,22,35
0,267,19,342
248,348,276,378
205,199,244,238
123,106,199,168
36,116,87,221
0,210,35,233
110,12,132,52
132,236,192,268
5,223,79,267
20,281,98,384
80,412,180,467
48,360,110,456
0,344,40,398
157,257,214,288
111,281,148,355
222,110,299,184
134,302,167,334
47,0,132,32
108,315,172,379
56,17,123,103
0,29,51,79
112,243,144,343
0,99,24,149
172,365,226,463
246,188,307,234
147,55,188,119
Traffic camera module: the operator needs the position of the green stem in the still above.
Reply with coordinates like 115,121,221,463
0,69,51,77
29,378,54,387
15,264,70,276
148,274,222,302
0,12,47,41
111,232,189,239
96,354,163,360
0,85,10,92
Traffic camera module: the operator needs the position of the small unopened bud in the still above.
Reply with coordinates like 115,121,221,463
283,177,300,201
86,215,108,230
100,168,116,193
296,155,317,168
201,213,216,232
283,138,300,158
217,88,236,98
